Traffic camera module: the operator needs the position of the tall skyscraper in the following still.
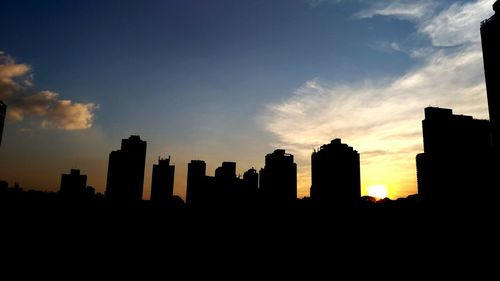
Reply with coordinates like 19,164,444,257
60,169,87,197
186,160,207,206
0,101,6,146
259,149,297,204
481,1,499,147
311,139,361,207
416,107,494,205
105,135,147,204
150,156,175,204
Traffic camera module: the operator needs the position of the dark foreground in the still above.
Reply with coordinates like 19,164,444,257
1,193,498,279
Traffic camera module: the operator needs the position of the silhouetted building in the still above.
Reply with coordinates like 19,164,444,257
214,161,250,205
186,160,207,206
241,168,259,204
311,139,361,207
105,135,147,205
243,168,259,192
416,107,494,205
0,101,6,146
151,156,175,204
259,149,297,204
481,1,500,147
214,162,237,196
59,169,87,198
215,162,236,179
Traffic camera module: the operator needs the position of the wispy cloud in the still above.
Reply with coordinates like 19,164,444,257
356,0,438,21
262,0,495,198
420,0,493,47
0,52,97,130
369,41,403,54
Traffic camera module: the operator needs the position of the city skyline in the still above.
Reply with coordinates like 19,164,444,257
0,0,497,200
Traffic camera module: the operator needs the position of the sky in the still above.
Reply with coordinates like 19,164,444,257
0,0,496,200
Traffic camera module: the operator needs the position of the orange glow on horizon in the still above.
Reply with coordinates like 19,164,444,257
367,185,389,200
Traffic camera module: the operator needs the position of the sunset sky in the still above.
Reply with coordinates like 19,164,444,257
0,0,495,200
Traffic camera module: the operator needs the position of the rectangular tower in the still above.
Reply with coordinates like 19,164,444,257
151,157,175,204
105,135,147,204
186,160,207,206
60,169,87,198
259,149,297,204
481,1,499,147
416,107,494,205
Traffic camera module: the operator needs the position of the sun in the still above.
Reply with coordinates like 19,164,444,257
367,185,388,200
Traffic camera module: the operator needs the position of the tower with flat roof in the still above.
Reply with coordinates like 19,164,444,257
186,160,207,206
105,135,147,204
416,107,494,205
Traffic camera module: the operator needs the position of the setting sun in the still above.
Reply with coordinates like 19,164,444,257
367,185,388,200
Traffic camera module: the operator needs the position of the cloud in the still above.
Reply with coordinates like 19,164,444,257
0,55,31,99
356,0,438,21
369,41,403,54
0,52,97,130
419,0,493,47
262,0,495,198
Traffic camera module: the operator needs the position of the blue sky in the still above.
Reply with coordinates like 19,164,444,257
0,0,495,199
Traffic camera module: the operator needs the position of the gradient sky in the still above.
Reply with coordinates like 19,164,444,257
0,0,495,200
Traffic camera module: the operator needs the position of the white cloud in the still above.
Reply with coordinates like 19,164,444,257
0,52,97,130
262,0,495,198
420,0,493,47
357,0,438,21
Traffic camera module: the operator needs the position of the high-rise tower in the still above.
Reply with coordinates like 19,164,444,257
106,135,147,204
481,1,500,147
151,157,175,204
311,139,361,207
259,149,297,204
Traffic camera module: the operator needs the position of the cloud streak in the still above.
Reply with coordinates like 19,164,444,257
356,0,438,21
420,0,493,47
262,0,494,198
0,52,97,130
